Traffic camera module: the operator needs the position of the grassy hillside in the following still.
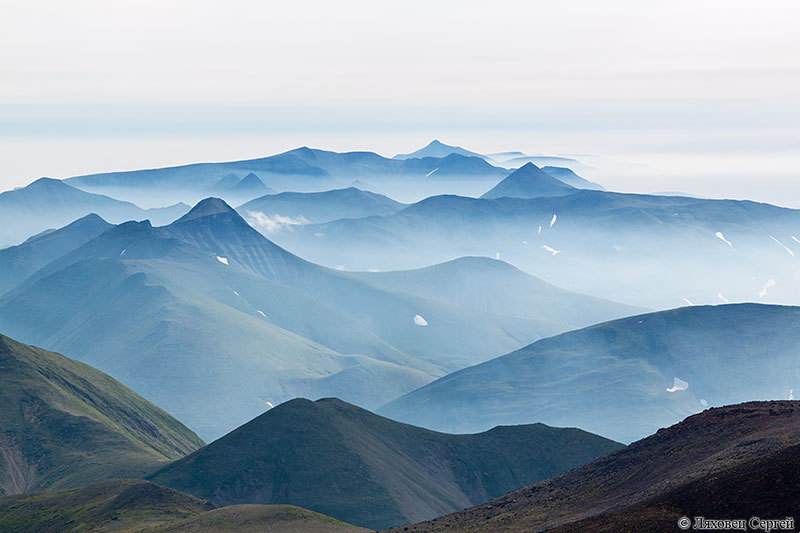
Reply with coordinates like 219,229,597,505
392,401,800,532
149,398,621,530
0,479,367,533
380,304,800,443
0,334,204,496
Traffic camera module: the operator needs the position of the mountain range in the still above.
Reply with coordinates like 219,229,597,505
0,178,188,248
149,397,622,530
380,304,800,443
270,190,800,307
0,334,203,497
0,198,635,440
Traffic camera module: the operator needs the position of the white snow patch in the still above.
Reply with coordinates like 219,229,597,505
425,167,439,178
715,231,733,247
233,290,240,297
666,377,689,393
700,399,708,407
120,248,127,256
549,214,557,228
541,245,561,256
759,279,777,298
334,265,346,271
522,240,528,244
413,314,428,326
246,210,310,233
790,389,795,401
792,236,800,245
718,293,729,304
368,268,381,272
538,225,542,235
216,256,229,265
495,252,501,260
683,297,694,306
770,235,795,257
266,401,274,408
257,310,267,317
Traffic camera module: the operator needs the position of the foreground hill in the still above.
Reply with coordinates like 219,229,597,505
0,334,203,496
380,304,800,443
238,187,407,226
149,398,622,530
0,479,367,532
0,178,187,247
394,401,800,532
0,198,634,440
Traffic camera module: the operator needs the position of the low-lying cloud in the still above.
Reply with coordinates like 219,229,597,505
246,210,311,233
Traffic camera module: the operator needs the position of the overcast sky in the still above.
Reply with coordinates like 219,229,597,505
2,0,799,204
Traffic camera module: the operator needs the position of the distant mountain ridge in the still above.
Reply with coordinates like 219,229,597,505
149,397,622,530
380,304,800,443
393,140,486,160
0,178,188,247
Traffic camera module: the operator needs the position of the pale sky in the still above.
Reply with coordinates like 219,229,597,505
2,0,799,204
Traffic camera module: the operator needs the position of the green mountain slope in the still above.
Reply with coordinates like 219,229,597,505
394,401,800,532
380,304,800,443
149,398,622,530
0,334,203,497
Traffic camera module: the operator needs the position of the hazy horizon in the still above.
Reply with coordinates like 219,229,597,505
2,0,799,205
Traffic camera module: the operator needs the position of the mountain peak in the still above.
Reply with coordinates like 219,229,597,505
174,197,237,223
481,162,576,199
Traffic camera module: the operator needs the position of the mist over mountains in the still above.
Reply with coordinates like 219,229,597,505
2,138,799,530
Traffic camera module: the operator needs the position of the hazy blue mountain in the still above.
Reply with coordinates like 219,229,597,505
379,304,800,443
62,147,511,205
393,139,486,160
0,333,203,496
210,173,241,191
350,256,641,327
149,398,622,530
0,214,112,296
0,198,633,440
481,163,577,199
542,166,605,190
270,190,800,307
237,187,406,227
0,178,188,247
233,172,271,194
395,401,800,533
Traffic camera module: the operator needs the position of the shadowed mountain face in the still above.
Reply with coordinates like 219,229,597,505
0,198,634,440
0,334,203,497
0,214,112,296
269,190,800,308
481,163,577,199
393,402,800,533
237,187,407,228
0,479,369,533
149,398,622,530
380,304,800,443
0,178,188,247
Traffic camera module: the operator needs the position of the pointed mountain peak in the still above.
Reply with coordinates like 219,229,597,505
518,161,542,171
174,198,237,224
234,172,267,191
482,162,576,200
427,139,444,147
